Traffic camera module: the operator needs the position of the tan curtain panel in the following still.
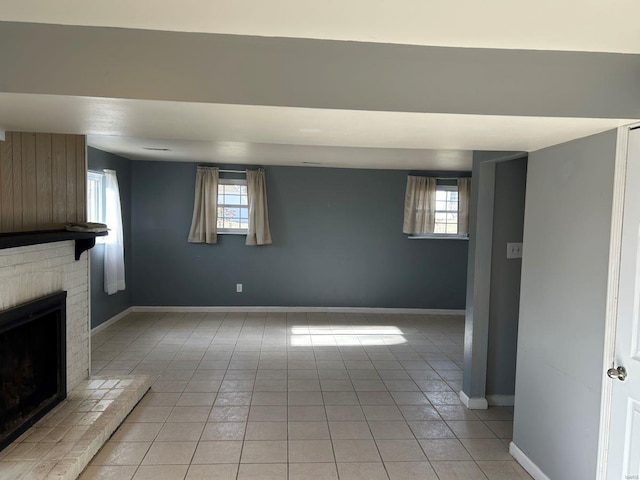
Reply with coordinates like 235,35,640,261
403,175,437,234
457,177,472,235
188,166,219,244
246,168,272,246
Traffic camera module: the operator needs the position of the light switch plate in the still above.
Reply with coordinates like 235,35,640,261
507,242,523,259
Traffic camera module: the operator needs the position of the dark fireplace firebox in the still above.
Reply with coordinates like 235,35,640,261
0,292,67,451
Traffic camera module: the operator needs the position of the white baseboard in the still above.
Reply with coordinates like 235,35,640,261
131,306,465,315
91,307,133,335
459,390,488,409
509,442,551,480
487,394,515,407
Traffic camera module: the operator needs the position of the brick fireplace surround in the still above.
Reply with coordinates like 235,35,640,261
0,241,150,480
0,241,91,390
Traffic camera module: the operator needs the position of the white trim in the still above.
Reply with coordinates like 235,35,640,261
459,390,488,409
85,145,91,379
596,124,638,480
87,244,92,375
91,307,134,335
87,170,106,225
217,176,248,235
408,234,469,241
131,306,465,315
509,442,551,480
487,394,515,406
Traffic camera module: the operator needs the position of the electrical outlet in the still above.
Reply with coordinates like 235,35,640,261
236,283,243,293
507,242,523,259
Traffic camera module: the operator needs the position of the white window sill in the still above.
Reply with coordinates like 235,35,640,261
408,234,469,240
218,230,248,235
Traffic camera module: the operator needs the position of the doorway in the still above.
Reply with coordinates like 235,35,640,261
461,152,528,409
486,157,528,407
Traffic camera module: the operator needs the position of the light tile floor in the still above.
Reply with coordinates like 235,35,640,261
81,312,532,480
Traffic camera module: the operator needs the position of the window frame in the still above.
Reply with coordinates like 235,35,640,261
434,184,459,235
408,181,469,240
217,178,249,235
87,170,107,243
87,170,107,223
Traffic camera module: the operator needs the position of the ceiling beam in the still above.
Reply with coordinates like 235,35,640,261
0,22,639,119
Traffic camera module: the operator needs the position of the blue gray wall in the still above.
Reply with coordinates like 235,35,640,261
486,157,528,397
88,148,133,328
130,161,469,308
88,155,471,325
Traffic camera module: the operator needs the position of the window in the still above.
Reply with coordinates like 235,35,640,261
434,185,459,234
217,179,248,234
404,175,470,239
87,171,105,223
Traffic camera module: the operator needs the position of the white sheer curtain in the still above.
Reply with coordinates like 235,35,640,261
457,177,472,235
246,169,272,246
188,166,219,244
403,175,437,234
103,169,126,295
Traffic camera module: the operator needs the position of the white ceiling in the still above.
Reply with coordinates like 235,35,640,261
0,93,632,170
87,138,474,171
0,0,638,53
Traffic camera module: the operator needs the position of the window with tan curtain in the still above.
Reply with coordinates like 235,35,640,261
188,166,219,244
245,169,272,246
403,175,471,236
187,166,272,245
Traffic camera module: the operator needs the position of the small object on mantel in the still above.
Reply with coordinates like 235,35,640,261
66,222,108,233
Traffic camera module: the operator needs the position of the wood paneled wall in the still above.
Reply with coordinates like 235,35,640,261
0,132,86,233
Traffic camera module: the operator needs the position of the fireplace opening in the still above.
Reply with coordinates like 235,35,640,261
0,292,67,451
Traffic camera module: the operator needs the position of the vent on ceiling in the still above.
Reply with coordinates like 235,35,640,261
302,161,322,165
142,147,171,151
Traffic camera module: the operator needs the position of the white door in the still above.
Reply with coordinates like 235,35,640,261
607,127,640,479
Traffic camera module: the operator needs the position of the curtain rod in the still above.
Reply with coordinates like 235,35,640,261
216,170,461,178
409,174,468,180
216,170,462,178
437,177,471,180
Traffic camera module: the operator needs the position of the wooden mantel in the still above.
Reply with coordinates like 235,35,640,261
0,230,107,260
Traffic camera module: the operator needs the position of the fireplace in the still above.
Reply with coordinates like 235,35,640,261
0,292,67,451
